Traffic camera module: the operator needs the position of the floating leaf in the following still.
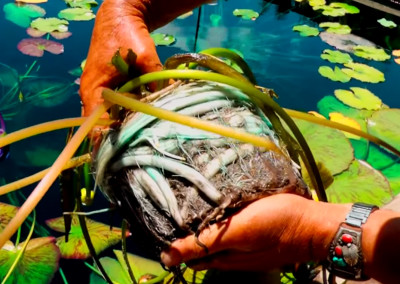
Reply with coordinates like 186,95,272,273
232,9,259,20
50,31,72,39
327,160,392,205
0,203,18,232
382,163,400,196
319,22,351,34
292,25,319,37
15,0,47,3
393,50,400,65
329,112,362,139
321,49,352,64
353,45,390,61
58,8,96,21
31,17,69,33
367,109,400,152
3,3,45,28
377,18,397,28
46,216,130,259
341,62,385,83
334,87,382,110
150,33,175,46
294,118,354,175
318,66,351,82
309,0,326,7
320,32,376,53
64,0,98,9
17,38,64,57
0,237,60,283
313,3,359,16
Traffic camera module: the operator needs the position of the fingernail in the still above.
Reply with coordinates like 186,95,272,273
160,249,180,267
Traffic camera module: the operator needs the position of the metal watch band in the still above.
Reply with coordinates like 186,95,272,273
326,203,379,281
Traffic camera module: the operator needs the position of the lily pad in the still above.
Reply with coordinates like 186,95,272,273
318,66,351,82
0,237,60,283
334,87,382,110
309,0,326,7
353,45,391,61
377,18,397,28
292,25,319,37
319,22,351,34
321,49,352,64
58,8,96,21
327,160,392,205
382,163,400,195
367,109,400,152
393,50,400,64
150,33,175,46
64,0,98,9
3,3,46,28
15,0,47,3
320,32,376,53
31,17,69,33
313,3,359,16
232,9,259,20
17,38,64,57
294,118,354,175
0,202,18,232
329,112,362,140
46,216,130,259
341,62,385,83
26,27,72,39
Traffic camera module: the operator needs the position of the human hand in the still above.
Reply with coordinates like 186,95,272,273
161,194,350,271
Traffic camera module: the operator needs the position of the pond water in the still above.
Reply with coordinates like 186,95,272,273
0,0,399,283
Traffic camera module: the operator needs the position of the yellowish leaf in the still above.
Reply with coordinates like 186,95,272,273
329,112,362,139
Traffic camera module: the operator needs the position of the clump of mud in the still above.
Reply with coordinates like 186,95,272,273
94,81,310,257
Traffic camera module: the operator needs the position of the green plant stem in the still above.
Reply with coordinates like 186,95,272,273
116,69,326,201
59,268,69,284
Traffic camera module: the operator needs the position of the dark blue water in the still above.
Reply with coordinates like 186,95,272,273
0,0,399,283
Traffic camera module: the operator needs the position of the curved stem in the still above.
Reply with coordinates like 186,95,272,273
116,70,326,201
0,102,112,249
0,118,112,148
0,154,91,196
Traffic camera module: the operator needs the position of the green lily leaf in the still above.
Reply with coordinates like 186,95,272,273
327,160,393,205
0,202,18,233
58,8,96,21
365,144,399,171
294,118,354,175
382,163,400,196
292,25,319,37
3,3,46,28
232,9,259,20
318,66,351,82
377,18,397,28
319,22,351,34
64,0,98,9
352,45,391,61
0,237,60,283
309,0,326,7
334,87,382,110
313,3,359,17
150,33,175,46
46,216,130,259
31,17,69,33
367,109,400,152
320,49,352,64
341,62,385,83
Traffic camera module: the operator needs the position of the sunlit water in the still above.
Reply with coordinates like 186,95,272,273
0,0,399,282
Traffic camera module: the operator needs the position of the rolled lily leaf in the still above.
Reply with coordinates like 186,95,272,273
334,87,382,110
46,216,131,259
292,25,319,37
327,160,392,205
17,38,64,57
58,8,96,21
3,3,45,28
232,9,259,20
150,33,175,46
318,66,351,82
31,17,69,33
0,237,60,283
341,62,385,83
319,22,351,34
320,49,352,64
0,202,18,233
